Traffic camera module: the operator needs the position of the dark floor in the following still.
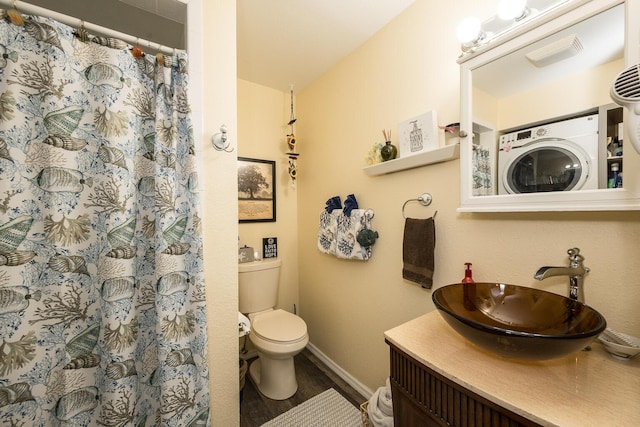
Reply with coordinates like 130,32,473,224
240,348,367,427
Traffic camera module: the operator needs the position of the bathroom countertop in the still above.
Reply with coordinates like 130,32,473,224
384,311,640,427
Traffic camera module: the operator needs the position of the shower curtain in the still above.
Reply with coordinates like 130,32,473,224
0,11,209,427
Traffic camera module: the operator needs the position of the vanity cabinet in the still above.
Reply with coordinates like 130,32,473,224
387,342,540,427
384,311,640,427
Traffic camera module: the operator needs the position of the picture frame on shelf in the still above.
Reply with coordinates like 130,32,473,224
398,110,438,158
238,157,276,223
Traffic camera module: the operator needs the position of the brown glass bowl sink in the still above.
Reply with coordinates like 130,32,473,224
432,283,607,361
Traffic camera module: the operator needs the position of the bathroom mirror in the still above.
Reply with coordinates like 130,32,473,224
458,0,640,211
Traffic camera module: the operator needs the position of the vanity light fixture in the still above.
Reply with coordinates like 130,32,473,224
497,0,529,21
457,0,570,55
456,17,485,52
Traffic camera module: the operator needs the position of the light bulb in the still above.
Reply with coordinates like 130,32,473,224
498,0,528,20
456,17,482,44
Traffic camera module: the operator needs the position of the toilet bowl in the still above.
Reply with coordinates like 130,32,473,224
248,309,309,400
239,259,309,400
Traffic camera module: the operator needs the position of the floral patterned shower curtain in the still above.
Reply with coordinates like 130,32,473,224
0,11,209,427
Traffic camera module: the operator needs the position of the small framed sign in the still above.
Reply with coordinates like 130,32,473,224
263,237,278,259
398,110,438,158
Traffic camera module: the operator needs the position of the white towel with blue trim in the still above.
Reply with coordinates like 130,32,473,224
318,210,340,255
335,209,372,261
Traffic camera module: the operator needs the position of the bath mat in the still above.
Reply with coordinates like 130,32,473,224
260,388,361,427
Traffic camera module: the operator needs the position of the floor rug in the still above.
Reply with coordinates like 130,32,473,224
260,388,361,427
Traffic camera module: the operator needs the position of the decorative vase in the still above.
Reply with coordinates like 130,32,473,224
380,141,398,161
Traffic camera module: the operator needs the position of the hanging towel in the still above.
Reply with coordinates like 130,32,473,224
402,217,436,288
343,193,359,216
325,196,342,212
318,209,340,255
318,196,342,255
335,209,372,261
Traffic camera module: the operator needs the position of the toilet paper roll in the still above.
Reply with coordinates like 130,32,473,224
238,312,251,337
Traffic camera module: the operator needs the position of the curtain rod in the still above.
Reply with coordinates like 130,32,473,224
0,0,182,55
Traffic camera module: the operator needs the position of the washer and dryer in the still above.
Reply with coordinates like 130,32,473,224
497,114,599,195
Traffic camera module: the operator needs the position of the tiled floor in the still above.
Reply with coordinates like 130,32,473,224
240,348,366,427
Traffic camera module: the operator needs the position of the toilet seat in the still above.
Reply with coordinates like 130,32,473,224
251,309,307,344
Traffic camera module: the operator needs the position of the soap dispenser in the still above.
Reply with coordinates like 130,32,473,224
462,262,474,283
462,262,476,311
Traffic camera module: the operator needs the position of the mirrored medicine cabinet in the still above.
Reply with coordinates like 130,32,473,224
458,0,640,212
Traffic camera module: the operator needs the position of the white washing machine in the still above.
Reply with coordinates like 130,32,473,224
497,114,599,195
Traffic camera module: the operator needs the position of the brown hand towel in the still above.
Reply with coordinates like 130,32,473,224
402,217,436,289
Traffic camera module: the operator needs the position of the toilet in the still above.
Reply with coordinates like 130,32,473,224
238,258,309,400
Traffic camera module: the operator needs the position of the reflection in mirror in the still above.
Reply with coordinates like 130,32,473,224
458,0,640,211
471,4,624,197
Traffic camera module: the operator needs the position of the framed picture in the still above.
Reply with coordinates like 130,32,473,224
238,157,276,223
398,110,438,158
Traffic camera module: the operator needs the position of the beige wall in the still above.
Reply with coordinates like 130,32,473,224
202,0,239,425
295,0,640,393
497,58,624,129
237,80,300,314
473,59,624,130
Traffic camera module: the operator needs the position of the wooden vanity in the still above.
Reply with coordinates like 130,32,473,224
384,311,640,427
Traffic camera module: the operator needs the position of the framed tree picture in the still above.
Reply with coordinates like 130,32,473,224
238,157,276,222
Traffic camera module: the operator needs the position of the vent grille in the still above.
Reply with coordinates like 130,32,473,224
613,65,640,100
525,34,583,68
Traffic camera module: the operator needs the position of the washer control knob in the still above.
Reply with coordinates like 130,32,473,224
536,128,548,137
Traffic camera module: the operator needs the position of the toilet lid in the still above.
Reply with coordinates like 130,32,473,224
252,309,307,342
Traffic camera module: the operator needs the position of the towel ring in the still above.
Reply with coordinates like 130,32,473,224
402,193,437,219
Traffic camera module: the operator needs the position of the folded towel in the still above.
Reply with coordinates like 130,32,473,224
378,377,393,416
318,209,340,255
325,196,342,213
238,312,251,337
402,217,436,288
368,377,394,427
343,193,359,216
335,209,372,261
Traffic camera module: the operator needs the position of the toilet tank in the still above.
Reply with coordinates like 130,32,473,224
238,258,282,314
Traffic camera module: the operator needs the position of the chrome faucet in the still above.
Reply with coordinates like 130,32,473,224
534,248,590,303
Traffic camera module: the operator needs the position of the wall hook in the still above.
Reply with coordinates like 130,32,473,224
211,124,234,152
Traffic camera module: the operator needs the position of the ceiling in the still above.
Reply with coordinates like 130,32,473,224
236,0,416,91
27,0,415,92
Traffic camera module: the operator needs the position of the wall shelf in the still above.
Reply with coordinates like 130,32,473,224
363,143,460,176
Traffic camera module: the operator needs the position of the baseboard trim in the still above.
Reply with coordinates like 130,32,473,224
306,342,374,399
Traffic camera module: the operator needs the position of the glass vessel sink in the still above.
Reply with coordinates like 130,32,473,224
432,283,607,361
